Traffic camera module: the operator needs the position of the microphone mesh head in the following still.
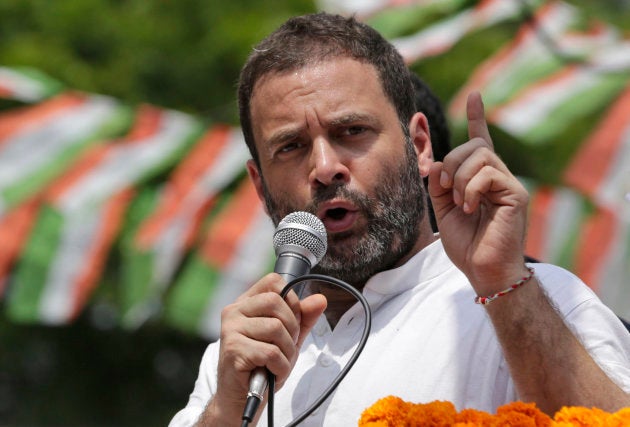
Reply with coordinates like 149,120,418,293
273,211,327,265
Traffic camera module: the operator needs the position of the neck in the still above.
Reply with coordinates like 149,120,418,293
321,285,360,329
321,217,437,329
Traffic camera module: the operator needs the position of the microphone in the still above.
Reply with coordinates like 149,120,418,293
242,211,327,424
272,211,328,282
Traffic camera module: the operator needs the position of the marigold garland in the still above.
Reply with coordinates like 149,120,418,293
359,397,630,426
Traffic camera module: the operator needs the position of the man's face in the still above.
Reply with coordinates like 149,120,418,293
248,58,428,286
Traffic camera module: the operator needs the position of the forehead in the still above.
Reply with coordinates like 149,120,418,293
249,58,396,143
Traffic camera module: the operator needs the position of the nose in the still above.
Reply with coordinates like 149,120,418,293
309,137,350,188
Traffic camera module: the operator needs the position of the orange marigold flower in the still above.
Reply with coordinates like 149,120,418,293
456,408,496,426
359,396,410,426
606,407,630,427
407,400,457,426
359,398,622,426
552,406,610,427
495,401,553,426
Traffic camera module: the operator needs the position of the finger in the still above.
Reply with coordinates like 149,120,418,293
238,272,286,300
220,293,300,377
459,165,528,214
283,287,303,326
239,291,302,344
243,315,299,363
450,146,513,206
296,293,327,348
427,161,446,198
226,333,294,384
466,91,493,150
439,139,509,189
427,161,458,226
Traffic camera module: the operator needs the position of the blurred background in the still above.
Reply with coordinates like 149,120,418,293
0,0,629,425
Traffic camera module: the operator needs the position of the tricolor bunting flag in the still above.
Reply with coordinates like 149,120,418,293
523,182,630,319
0,66,63,102
119,125,249,328
488,41,630,145
5,106,203,324
6,189,135,324
448,0,595,123
0,198,40,297
572,208,630,320
0,92,130,215
523,183,587,270
164,178,275,339
316,0,463,21
563,82,630,219
391,0,542,64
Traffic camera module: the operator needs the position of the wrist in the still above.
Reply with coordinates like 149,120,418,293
472,265,535,305
197,395,250,427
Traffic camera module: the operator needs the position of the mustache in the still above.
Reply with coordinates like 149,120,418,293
305,183,374,219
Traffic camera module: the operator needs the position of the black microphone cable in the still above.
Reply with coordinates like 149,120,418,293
240,273,372,427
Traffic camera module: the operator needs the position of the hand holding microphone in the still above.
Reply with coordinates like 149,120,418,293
241,212,327,425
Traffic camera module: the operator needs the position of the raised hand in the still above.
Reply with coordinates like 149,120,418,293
427,91,530,295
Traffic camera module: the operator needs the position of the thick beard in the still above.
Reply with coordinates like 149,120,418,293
261,140,426,288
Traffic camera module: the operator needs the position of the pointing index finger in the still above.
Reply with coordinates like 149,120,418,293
467,91,493,150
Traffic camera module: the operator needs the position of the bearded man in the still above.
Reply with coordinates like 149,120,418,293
170,12,630,427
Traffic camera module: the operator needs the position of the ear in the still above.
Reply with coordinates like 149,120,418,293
409,112,434,177
246,159,269,214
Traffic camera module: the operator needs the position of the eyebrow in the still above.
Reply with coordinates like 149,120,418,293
264,112,381,149
266,128,302,149
328,113,380,127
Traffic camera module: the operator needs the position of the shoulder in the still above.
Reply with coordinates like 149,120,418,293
528,263,597,309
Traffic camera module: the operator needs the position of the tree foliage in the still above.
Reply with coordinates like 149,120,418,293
0,0,315,121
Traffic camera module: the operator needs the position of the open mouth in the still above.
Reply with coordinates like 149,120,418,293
325,207,348,221
320,205,357,233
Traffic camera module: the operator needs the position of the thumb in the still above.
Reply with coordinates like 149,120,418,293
296,294,327,348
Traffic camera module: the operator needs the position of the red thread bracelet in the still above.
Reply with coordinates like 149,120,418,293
474,267,535,305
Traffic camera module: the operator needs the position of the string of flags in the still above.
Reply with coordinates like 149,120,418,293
0,0,628,338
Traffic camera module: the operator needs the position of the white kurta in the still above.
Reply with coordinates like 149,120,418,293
170,239,630,426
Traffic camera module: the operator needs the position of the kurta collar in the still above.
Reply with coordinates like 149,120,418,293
362,237,453,298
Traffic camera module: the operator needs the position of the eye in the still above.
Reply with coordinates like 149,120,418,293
279,141,303,153
343,125,368,136
272,140,306,160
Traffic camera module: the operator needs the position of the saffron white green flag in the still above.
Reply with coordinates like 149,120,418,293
560,83,630,319
570,208,630,320
0,91,129,301
523,181,630,320
522,180,589,271
0,66,63,102
586,214,630,321
391,0,542,65
6,106,203,324
489,43,630,145
317,0,463,21
119,125,250,328
164,178,275,339
564,83,630,218
6,190,135,324
0,92,130,215
447,1,612,124
0,198,40,297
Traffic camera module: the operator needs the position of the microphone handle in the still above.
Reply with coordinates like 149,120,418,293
248,367,268,400
243,251,313,422
274,252,311,282
243,367,266,423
